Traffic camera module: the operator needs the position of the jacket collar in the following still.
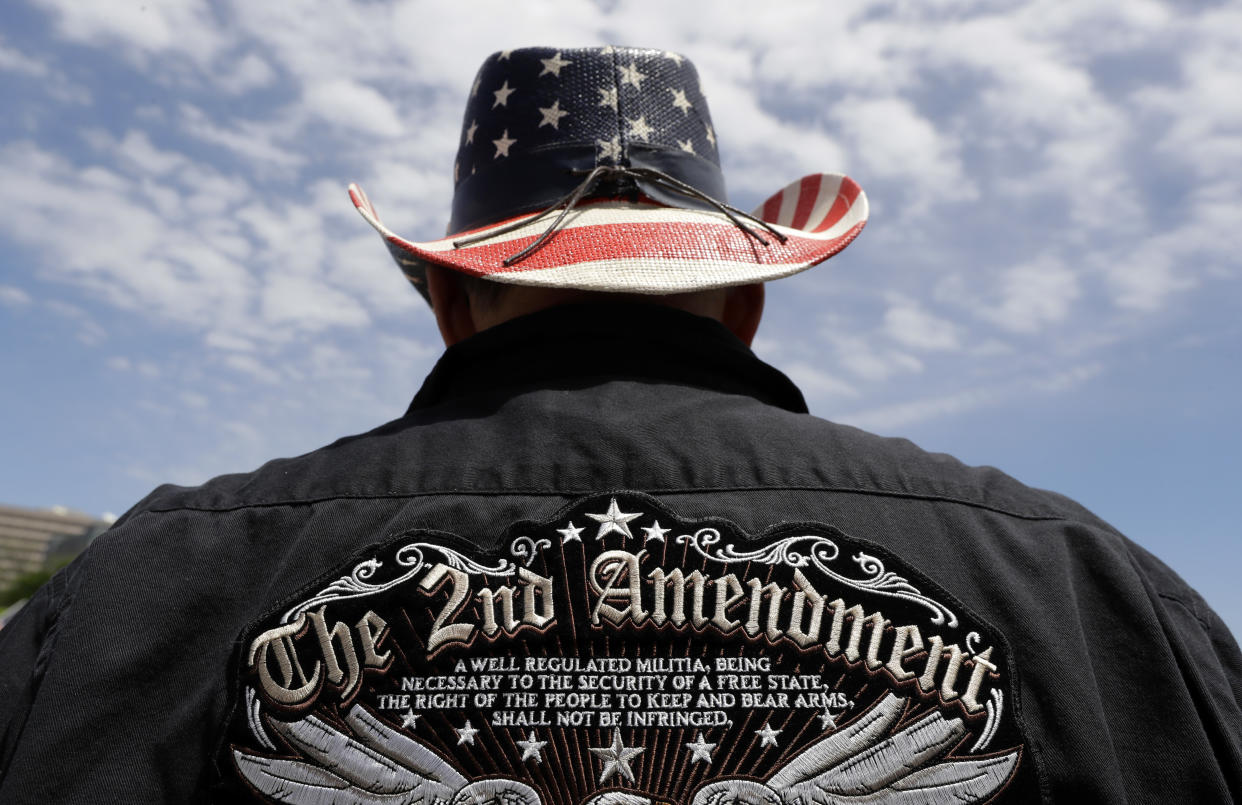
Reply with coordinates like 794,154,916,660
407,302,808,415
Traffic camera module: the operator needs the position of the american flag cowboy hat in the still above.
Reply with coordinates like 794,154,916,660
349,46,868,301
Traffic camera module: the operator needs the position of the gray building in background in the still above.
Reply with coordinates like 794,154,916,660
0,503,111,592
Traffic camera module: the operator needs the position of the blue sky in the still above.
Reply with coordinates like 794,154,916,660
0,0,1238,635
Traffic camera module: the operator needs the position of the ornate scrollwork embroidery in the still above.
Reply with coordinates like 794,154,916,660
677,529,958,627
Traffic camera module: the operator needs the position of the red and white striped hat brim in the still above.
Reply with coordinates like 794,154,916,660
349,173,867,294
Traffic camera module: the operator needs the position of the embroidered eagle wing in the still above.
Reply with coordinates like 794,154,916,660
233,705,541,805
695,694,1019,805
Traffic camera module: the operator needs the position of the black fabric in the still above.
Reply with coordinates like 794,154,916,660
0,303,1239,804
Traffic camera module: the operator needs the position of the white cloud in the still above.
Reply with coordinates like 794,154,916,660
1102,179,1239,311
0,40,49,77
830,96,976,214
825,331,924,382
0,285,32,306
303,79,404,138
32,0,226,67
1133,7,1242,179
1031,363,1102,393
217,53,276,95
177,104,304,170
260,273,371,332
884,300,963,351
115,130,188,176
1104,252,1187,312
837,385,1000,433
224,353,280,384
179,391,209,408
836,361,1103,431
204,331,256,353
783,362,858,400
974,256,1081,334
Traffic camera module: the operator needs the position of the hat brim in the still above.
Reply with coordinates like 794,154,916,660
349,173,867,295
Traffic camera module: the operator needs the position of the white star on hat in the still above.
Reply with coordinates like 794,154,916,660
557,521,585,544
598,87,618,110
492,80,516,108
597,137,621,162
538,100,570,129
627,116,654,140
618,62,647,89
540,51,573,77
669,87,692,115
493,129,517,158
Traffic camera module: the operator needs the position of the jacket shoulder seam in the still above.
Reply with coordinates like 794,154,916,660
136,483,1076,523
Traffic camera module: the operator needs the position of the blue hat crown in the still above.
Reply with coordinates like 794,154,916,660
448,46,727,234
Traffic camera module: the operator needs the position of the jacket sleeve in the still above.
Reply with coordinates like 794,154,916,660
1130,541,1242,797
0,555,85,780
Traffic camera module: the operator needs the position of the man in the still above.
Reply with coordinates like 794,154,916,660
1,46,1238,804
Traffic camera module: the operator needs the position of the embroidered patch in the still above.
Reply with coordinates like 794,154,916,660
221,493,1030,803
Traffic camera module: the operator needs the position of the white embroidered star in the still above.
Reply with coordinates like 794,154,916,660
516,730,548,763
540,51,573,77
498,50,513,61
465,119,478,144
678,139,695,154
557,521,585,544
664,50,684,65
456,719,479,745
642,521,670,542
618,61,647,89
590,728,643,784
686,731,716,765
598,86,618,110
401,709,420,730
627,115,654,140
597,136,621,162
492,129,517,159
586,498,642,539
601,45,615,55
470,74,482,98
818,707,838,731
705,122,716,147
454,161,460,183
492,80,516,108
669,87,692,115
538,99,570,129
755,721,782,748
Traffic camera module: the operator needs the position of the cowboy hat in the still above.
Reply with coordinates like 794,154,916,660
349,46,868,301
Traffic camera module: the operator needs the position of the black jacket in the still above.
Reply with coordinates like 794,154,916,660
1,303,1239,803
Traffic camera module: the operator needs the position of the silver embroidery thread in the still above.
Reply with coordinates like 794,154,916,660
677,528,959,627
